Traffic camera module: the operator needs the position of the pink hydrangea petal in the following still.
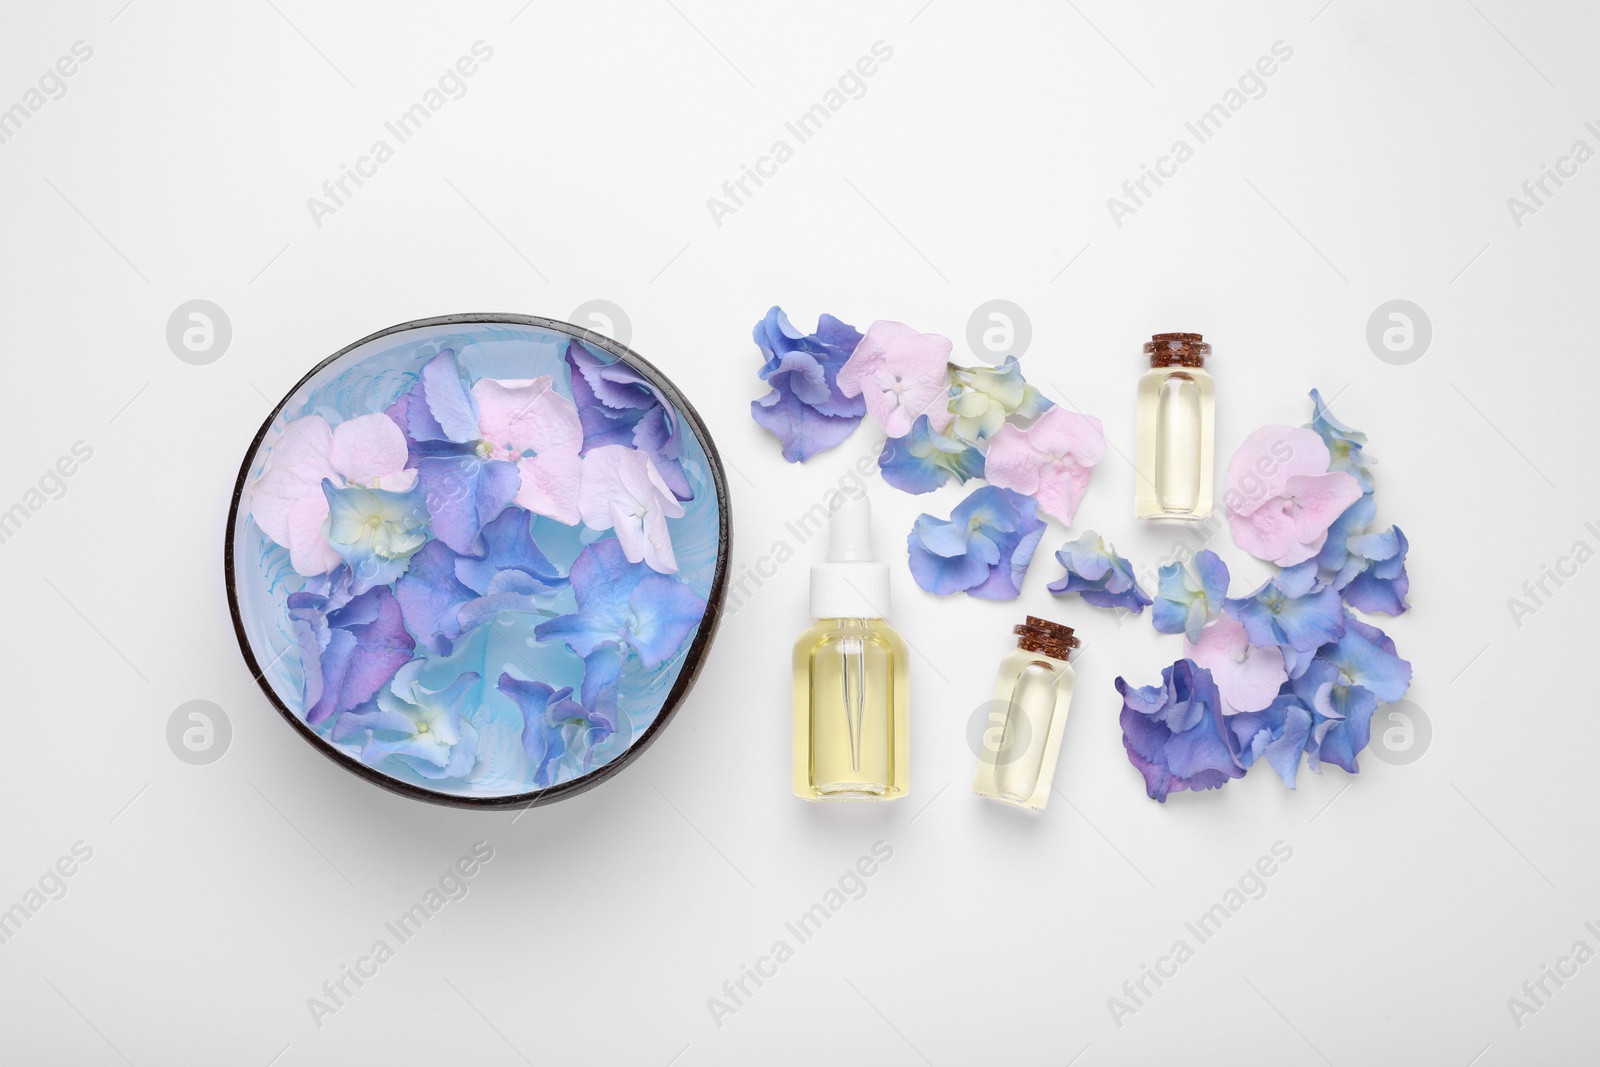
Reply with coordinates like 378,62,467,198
472,377,582,458
617,450,686,521
1228,503,1301,566
983,424,1042,494
1225,426,1331,518
285,492,340,576
1284,471,1364,544
330,413,410,487
375,469,419,492
514,452,582,525
837,321,953,439
1185,615,1287,713
1032,460,1093,526
609,498,679,574
251,415,336,547
578,446,682,573
981,408,1103,526
1029,407,1106,467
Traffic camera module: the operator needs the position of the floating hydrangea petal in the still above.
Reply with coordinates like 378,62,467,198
329,413,411,488
1047,530,1151,613
577,445,685,573
394,540,475,656
415,455,519,557
499,673,613,788
835,320,954,439
301,586,416,725
471,376,582,460
252,413,418,578
566,341,692,499
983,406,1105,526
417,351,481,444
339,662,480,779
534,537,707,670
323,480,429,592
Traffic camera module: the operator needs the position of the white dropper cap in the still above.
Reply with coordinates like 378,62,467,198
810,493,891,619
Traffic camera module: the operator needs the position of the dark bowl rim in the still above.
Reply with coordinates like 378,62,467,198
223,312,732,810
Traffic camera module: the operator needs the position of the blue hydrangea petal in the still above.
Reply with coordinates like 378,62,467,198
1152,550,1230,642
454,509,566,595
1309,387,1373,491
1225,577,1345,653
878,415,984,495
534,537,706,669
906,486,1044,600
1047,531,1151,613
1325,614,1412,702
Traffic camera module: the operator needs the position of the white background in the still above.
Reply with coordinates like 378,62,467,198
1,1,1595,1064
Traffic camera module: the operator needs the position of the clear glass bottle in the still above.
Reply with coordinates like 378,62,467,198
1135,332,1214,521
793,495,909,800
972,617,1078,810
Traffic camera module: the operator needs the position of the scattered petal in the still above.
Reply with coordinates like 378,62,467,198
983,406,1105,526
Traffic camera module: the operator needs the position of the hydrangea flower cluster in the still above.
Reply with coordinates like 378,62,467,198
252,341,710,794
1119,390,1413,801
749,308,1105,601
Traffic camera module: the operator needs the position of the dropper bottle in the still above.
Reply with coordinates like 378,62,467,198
792,494,909,800
972,616,1079,810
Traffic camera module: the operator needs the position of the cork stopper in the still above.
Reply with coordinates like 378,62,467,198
1145,332,1210,369
1013,616,1078,659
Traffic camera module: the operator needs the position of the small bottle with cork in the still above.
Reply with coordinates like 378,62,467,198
972,616,1079,811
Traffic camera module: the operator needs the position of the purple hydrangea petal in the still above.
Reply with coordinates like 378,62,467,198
305,587,416,725
417,350,481,444
394,540,476,656
1116,660,1243,802
1324,614,1412,703
750,386,863,464
415,454,520,557
1343,526,1410,615
748,308,868,464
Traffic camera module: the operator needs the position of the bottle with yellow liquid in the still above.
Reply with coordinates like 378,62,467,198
792,495,909,800
972,617,1078,811
1135,332,1214,521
